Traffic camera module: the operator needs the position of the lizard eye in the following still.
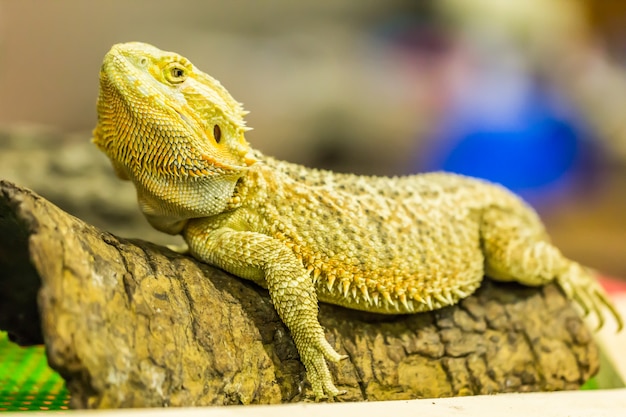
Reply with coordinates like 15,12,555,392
213,125,222,143
164,63,187,84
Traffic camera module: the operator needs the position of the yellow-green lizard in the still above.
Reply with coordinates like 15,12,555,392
93,42,623,399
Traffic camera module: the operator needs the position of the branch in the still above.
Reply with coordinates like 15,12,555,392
0,180,598,408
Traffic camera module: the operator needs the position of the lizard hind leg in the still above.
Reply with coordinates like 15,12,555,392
480,208,623,331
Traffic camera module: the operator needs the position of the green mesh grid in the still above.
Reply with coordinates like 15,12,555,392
0,331,70,411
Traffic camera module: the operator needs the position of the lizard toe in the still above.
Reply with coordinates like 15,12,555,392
558,263,623,331
300,336,346,400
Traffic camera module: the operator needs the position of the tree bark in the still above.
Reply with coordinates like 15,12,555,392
0,180,599,408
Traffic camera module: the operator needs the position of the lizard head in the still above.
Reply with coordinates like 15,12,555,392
93,42,258,229
94,42,256,180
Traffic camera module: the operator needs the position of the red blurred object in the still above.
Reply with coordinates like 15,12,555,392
599,277,626,295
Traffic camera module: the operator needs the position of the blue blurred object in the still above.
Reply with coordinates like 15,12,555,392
421,81,594,205
373,13,599,206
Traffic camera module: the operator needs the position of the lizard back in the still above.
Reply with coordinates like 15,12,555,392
230,154,535,314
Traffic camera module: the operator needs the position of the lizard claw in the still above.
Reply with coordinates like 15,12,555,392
558,263,623,332
300,334,348,400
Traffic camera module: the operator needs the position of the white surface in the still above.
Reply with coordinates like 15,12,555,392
596,293,626,381
5,389,626,417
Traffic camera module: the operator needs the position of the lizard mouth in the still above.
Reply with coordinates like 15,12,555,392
100,47,143,89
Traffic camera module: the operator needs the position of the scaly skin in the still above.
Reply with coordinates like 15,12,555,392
93,42,623,399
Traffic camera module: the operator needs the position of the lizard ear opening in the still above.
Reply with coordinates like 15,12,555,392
213,125,222,143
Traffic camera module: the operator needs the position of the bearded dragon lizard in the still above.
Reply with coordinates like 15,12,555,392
93,42,623,400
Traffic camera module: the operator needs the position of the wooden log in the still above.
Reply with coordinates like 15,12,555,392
0,180,599,408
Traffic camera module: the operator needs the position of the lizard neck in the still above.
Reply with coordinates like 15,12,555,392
228,152,274,206
137,170,243,234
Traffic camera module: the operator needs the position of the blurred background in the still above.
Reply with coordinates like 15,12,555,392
0,0,625,276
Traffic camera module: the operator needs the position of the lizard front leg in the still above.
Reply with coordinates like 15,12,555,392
184,220,346,399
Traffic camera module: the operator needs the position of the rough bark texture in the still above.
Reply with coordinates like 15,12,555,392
0,180,599,408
